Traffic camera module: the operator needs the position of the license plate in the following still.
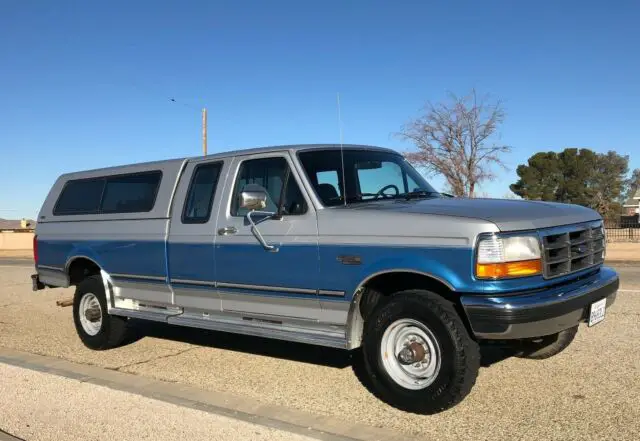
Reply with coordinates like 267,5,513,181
588,298,607,327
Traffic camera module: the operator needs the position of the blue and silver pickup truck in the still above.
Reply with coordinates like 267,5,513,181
31,144,619,414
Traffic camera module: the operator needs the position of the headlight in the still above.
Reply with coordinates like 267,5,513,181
476,234,542,279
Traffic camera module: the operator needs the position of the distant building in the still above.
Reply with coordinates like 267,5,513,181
623,188,640,216
0,218,35,231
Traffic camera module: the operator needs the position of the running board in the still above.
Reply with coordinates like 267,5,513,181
110,308,347,349
168,314,347,349
109,307,181,323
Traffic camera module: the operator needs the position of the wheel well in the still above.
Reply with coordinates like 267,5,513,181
346,271,463,350
67,258,101,285
359,271,455,320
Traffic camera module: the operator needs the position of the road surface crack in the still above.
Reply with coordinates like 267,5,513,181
112,346,198,371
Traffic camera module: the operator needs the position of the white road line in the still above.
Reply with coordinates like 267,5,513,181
0,266,33,269
618,289,638,293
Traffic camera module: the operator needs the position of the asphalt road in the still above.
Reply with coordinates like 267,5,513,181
0,258,32,267
1,260,638,440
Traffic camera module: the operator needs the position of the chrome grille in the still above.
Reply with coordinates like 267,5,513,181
541,222,605,279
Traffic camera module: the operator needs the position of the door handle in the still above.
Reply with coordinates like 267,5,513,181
217,226,238,236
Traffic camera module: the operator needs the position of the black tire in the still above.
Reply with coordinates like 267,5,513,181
514,325,578,360
73,274,128,350
360,290,480,414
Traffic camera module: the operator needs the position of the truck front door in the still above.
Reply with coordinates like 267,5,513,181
214,152,321,321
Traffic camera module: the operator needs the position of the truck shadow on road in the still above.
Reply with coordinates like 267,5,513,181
124,319,515,369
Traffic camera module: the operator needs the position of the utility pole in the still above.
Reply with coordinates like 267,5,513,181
202,108,208,156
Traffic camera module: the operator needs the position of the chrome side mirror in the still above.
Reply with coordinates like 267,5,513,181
239,184,279,252
240,184,268,211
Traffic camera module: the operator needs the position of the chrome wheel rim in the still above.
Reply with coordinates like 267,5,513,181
79,293,102,336
380,318,441,390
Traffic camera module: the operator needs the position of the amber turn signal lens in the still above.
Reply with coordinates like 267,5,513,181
476,259,542,279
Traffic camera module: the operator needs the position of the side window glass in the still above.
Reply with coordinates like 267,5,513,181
231,157,307,216
54,178,105,215
182,162,222,223
101,171,162,213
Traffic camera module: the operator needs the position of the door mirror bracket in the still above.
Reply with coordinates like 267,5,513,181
245,211,279,252
239,185,279,252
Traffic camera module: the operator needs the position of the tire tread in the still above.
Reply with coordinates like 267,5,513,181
73,274,128,350
358,290,480,414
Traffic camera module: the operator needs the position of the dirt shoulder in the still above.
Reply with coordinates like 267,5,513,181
606,242,639,262
0,250,32,259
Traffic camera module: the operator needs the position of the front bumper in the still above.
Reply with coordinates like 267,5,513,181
460,266,619,339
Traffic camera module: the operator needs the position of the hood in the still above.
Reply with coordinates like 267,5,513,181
339,197,601,231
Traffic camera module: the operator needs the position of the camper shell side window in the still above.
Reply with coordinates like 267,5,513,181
53,170,163,216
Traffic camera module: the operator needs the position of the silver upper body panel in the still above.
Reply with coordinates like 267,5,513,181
36,143,602,235
36,144,394,223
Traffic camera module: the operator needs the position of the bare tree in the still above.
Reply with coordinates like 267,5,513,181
398,89,511,197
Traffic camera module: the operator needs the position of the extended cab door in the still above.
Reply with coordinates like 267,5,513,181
167,157,228,311
214,152,321,320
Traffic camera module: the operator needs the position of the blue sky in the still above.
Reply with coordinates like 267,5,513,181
1,0,639,219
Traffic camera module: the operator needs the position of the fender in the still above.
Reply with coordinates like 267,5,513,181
341,249,478,301
342,253,472,350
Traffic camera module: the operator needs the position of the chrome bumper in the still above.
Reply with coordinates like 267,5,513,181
460,266,619,339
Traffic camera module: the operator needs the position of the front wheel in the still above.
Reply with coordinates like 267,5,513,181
360,290,480,414
73,274,128,350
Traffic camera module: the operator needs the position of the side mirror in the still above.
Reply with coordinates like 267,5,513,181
240,184,268,211
238,184,278,252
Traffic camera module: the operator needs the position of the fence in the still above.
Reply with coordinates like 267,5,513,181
0,231,34,250
604,216,640,242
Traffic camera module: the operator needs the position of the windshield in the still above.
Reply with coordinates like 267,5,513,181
298,149,439,206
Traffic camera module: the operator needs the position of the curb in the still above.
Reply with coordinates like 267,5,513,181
0,430,24,441
0,347,407,441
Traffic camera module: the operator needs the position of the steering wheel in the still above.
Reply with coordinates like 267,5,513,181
374,184,400,200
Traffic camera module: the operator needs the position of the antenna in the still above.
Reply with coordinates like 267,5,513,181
337,93,346,206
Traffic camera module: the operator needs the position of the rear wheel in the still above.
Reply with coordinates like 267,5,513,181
514,325,578,360
73,274,128,350
360,290,480,414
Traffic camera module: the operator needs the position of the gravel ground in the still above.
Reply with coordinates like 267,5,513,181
0,363,316,441
1,263,639,440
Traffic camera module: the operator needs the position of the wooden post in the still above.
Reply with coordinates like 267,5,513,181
202,108,208,156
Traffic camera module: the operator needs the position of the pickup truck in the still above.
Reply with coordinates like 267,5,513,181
31,143,619,414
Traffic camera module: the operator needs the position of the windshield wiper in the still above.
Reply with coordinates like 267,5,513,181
400,190,441,200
